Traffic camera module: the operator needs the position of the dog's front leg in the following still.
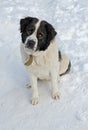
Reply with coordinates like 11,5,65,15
30,74,39,105
50,70,60,100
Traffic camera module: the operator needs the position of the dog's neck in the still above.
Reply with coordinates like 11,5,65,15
23,38,58,66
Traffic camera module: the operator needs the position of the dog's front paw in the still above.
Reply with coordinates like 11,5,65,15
26,83,31,88
53,92,60,100
32,97,39,105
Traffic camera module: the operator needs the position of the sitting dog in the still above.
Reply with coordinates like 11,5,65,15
20,17,71,105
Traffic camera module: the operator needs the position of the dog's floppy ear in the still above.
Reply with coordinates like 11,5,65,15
45,22,57,42
20,17,32,33
20,17,38,33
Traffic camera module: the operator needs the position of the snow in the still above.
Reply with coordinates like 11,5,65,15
0,0,88,130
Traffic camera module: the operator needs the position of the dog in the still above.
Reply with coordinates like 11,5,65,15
20,17,71,105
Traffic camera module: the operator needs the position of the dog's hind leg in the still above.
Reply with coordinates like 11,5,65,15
58,51,71,76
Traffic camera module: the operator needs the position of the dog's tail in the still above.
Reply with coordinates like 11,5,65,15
58,51,71,76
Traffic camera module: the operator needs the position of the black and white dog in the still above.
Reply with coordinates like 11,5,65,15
20,17,71,105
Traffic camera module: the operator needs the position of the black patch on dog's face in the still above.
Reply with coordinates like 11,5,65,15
20,17,38,43
20,17,57,51
36,21,57,51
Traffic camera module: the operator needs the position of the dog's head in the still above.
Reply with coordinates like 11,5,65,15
20,17,57,54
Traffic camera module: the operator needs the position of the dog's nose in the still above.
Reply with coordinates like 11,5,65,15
26,40,35,49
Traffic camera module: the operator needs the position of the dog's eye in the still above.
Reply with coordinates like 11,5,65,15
38,32,44,39
26,28,34,35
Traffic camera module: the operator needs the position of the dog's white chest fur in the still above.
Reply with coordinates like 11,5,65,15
21,40,59,80
28,55,52,80
29,62,50,80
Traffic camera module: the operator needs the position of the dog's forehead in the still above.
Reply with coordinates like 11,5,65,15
27,19,47,32
37,21,46,31
35,20,47,33
26,18,39,28
30,17,39,24
35,20,41,31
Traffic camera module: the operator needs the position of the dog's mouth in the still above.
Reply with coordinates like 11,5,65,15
24,46,35,54
24,44,38,55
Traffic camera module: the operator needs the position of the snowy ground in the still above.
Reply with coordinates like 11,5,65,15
0,0,88,130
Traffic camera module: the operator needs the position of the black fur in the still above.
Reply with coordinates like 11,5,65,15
58,51,62,61
20,17,38,43
36,21,57,51
20,17,38,33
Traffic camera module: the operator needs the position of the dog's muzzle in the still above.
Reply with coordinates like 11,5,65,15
25,40,35,50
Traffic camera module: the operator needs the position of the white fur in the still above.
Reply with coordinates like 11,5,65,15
20,38,60,105
24,21,41,54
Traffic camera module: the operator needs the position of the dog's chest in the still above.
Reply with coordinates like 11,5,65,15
27,56,51,80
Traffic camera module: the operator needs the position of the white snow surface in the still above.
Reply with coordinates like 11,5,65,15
0,0,88,130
